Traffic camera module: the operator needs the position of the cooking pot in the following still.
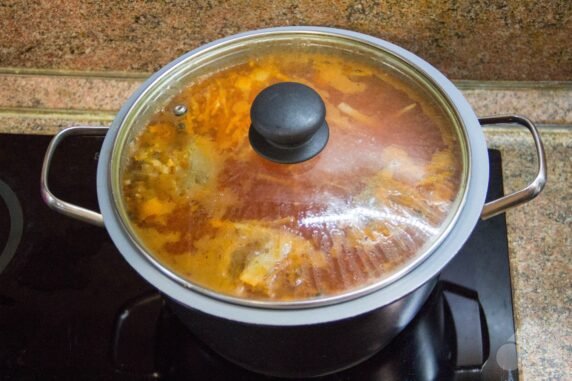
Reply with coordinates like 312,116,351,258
40,27,546,378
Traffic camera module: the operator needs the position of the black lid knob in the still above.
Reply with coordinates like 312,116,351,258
249,82,329,164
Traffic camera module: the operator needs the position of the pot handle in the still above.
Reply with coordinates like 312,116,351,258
41,126,108,227
479,115,547,220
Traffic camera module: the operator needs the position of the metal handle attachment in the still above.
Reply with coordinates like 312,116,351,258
41,126,108,227
479,115,547,220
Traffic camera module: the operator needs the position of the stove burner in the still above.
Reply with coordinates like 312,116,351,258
0,179,23,274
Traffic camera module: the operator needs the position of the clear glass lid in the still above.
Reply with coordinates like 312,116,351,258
114,32,468,305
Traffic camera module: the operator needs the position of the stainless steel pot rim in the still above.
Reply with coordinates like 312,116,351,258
97,26,489,325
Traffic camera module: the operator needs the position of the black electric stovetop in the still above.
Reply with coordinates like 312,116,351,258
0,134,518,380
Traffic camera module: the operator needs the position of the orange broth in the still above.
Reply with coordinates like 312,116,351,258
121,52,462,301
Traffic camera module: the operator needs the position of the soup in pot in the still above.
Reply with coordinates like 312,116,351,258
121,51,463,302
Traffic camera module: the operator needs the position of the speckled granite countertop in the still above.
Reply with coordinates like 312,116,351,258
484,128,571,380
1,1,571,80
0,72,569,380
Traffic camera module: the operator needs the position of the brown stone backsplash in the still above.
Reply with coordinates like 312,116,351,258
0,0,570,80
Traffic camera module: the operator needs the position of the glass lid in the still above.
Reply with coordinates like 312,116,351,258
112,31,468,306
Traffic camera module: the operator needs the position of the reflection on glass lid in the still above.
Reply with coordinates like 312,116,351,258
120,41,464,303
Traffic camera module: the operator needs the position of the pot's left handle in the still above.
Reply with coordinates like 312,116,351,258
41,126,108,227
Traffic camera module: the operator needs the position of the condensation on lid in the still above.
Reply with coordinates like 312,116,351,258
112,32,468,305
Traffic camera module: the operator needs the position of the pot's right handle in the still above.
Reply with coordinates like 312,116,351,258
41,126,108,227
479,115,547,220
